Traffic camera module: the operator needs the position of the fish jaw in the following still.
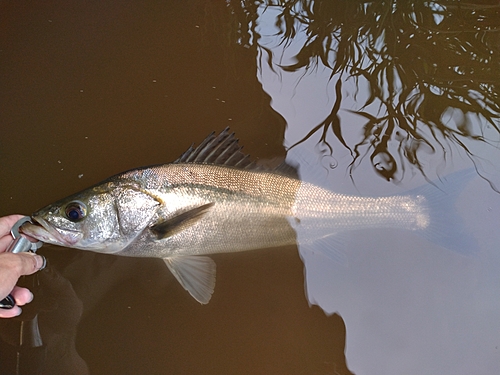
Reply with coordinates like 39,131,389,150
20,217,82,247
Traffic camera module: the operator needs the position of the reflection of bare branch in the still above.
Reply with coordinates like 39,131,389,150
231,0,500,180
288,78,353,157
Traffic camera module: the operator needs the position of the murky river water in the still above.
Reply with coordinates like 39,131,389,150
1,1,500,374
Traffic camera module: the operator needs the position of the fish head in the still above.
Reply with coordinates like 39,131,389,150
21,181,161,253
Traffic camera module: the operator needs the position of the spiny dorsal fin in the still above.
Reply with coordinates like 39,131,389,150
174,128,299,178
174,127,256,169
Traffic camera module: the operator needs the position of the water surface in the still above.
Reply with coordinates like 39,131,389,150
1,1,499,374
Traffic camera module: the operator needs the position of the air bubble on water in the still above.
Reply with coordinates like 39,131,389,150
321,155,338,170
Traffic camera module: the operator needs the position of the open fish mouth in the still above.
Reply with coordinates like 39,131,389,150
20,217,79,247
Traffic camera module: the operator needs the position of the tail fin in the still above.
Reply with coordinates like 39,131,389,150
412,168,478,255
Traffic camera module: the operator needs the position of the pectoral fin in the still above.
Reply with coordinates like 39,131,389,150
164,256,216,304
151,202,214,239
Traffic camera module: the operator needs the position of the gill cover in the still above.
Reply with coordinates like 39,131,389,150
112,186,161,236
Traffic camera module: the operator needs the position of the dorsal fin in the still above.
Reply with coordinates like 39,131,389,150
174,127,256,169
174,128,298,178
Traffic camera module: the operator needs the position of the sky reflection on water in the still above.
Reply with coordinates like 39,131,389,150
251,2,500,374
0,1,499,374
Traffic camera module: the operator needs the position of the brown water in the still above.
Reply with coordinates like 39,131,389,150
1,1,500,374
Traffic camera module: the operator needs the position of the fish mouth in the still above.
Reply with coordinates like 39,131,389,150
20,217,79,247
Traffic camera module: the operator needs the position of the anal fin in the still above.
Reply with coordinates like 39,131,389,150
164,255,216,304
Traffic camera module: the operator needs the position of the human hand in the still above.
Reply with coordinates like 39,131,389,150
0,214,45,318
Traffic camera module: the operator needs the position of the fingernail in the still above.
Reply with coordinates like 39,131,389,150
27,291,34,303
34,255,47,270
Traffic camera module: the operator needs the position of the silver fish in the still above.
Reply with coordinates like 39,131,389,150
21,128,474,303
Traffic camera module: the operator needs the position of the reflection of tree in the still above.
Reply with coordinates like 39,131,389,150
231,0,500,181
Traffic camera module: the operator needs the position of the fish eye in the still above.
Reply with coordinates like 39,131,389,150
64,201,87,222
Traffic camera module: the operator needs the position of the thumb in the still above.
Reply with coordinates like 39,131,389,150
16,252,46,276
0,253,46,301
0,252,46,278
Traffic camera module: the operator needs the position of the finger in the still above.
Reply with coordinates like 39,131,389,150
0,252,45,278
0,215,25,237
0,305,22,318
0,253,44,301
10,286,34,307
16,252,46,276
0,236,14,253
0,214,35,254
